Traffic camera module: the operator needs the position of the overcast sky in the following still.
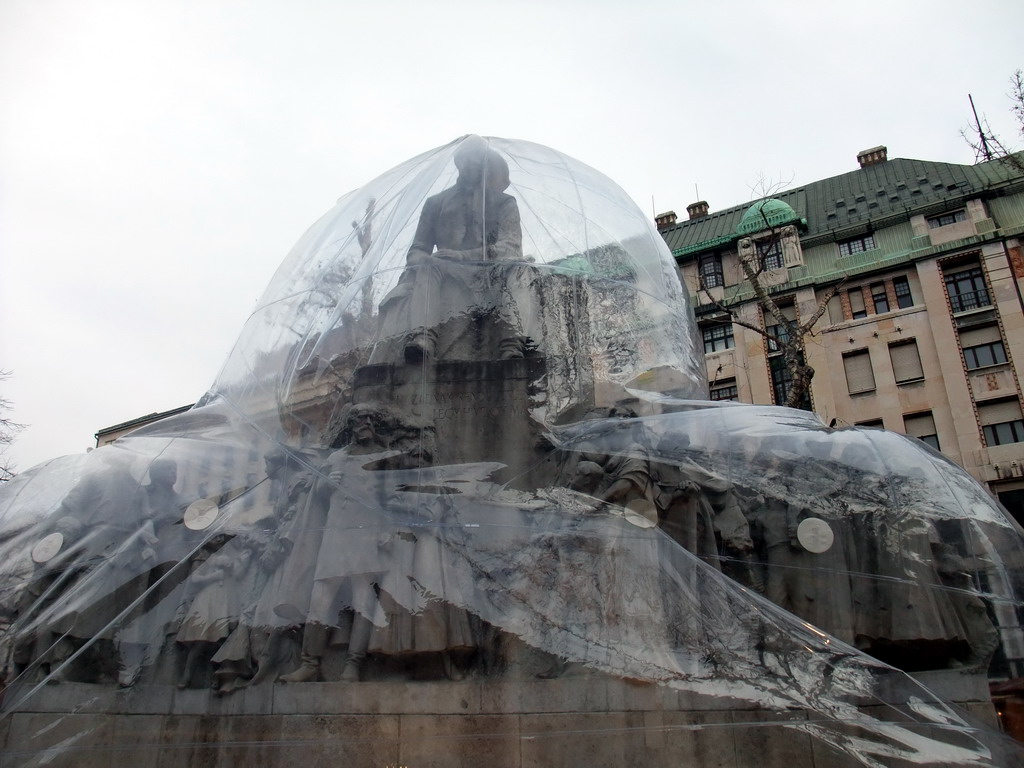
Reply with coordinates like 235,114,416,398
1,0,1021,473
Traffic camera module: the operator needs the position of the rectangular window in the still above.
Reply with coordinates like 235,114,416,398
964,342,1008,370
848,288,867,319
765,304,796,353
893,276,914,309
889,340,924,383
871,282,889,314
843,349,875,394
769,355,793,405
710,378,738,401
928,209,967,228
904,411,940,451
960,325,1007,369
702,323,735,354
757,239,784,270
838,233,876,256
979,399,1024,447
944,265,991,313
856,418,884,428
698,253,724,288
827,293,845,325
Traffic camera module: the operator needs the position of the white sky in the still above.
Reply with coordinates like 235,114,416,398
1,0,1022,473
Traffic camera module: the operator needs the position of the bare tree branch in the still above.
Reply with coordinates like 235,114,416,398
0,371,25,483
698,189,844,410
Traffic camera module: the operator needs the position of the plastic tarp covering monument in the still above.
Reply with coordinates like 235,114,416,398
1,135,1023,767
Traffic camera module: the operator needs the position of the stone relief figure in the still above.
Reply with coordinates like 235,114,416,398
20,454,154,683
536,408,665,679
142,459,188,543
372,135,525,364
559,407,657,523
279,403,401,683
210,448,320,692
933,526,999,669
174,536,256,689
651,432,726,568
113,457,193,687
366,490,476,681
745,454,856,646
853,498,969,670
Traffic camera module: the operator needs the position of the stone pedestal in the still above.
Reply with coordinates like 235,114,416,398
353,357,551,486
0,669,999,768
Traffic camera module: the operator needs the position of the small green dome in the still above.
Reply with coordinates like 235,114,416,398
736,198,803,235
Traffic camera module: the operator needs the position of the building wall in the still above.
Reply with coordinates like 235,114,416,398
673,179,1024,516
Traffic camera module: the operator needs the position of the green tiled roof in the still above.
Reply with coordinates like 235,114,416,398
663,153,1024,259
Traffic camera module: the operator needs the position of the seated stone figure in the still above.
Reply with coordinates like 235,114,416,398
373,135,525,364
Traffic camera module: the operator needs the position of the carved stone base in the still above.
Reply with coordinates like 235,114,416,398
0,670,998,767
352,357,552,486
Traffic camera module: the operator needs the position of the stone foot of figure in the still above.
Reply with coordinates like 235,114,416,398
215,676,248,696
278,654,321,683
443,652,466,681
279,622,328,682
339,614,372,683
248,662,273,686
248,631,282,686
117,666,140,688
536,656,567,680
43,662,68,684
177,643,207,689
339,652,364,683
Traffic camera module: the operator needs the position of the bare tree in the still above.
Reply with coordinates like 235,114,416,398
0,371,25,483
963,70,1024,174
699,201,843,410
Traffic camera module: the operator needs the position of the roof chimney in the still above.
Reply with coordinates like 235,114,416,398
857,146,888,168
686,201,709,220
655,210,678,230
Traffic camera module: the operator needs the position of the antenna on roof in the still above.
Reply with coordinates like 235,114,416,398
969,94,994,162
651,195,656,219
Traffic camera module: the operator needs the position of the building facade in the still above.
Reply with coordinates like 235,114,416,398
659,148,1024,524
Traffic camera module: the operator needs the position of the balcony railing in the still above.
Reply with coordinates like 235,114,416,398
949,288,991,313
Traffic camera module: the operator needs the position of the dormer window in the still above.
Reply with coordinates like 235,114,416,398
927,209,966,228
838,233,876,256
698,253,724,288
757,239,784,270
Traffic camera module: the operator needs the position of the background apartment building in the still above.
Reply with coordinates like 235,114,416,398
660,148,1024,524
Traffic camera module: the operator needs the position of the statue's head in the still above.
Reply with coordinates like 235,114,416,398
264,448,287,476
148,458,177,487
345,403,387,447
454,134,510,193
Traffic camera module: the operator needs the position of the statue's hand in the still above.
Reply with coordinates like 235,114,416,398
725,535,754,553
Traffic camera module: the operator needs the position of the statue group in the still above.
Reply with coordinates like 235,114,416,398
1,135,1021,766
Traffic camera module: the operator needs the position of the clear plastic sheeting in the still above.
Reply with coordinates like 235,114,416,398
0,135,1022,767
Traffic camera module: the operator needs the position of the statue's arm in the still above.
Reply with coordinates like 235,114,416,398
406,195,439,264
487,196,523,261
436,196,524,263
600,478,637,505
54,474,100,530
